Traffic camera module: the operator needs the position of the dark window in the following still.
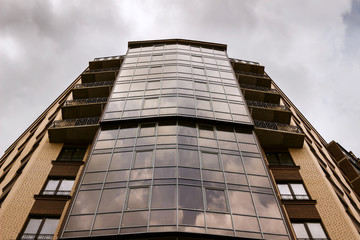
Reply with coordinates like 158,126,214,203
56,146,87,161
292,222,328,239
20,218,59,240
277,183,309,200
42,179,74,195
266,152,295,166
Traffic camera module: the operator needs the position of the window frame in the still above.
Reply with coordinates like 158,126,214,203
291,222,328,240
42,179,75,196
266,152,295,166
277,182,310,200
20,217,60,240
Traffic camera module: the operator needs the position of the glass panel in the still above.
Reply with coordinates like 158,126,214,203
150,210,176,225
197,99,211,110
202,170,224,182
155,149,176,166
130,169,152,180
72,190,101,214
178,167,200,180
206,212,232,229
243,157,266,175
158,123,177,135
199,125,214,138
232,215,259,232
222,154,243,172
178,136,197,145
122,211,148,227
291,184,309,200
179,185,203,209
98,128,118,140
178,123,197,136
134,151,153,168
109,152,133,170
143,98,159,109
248,175,270,188
66,215,93,231
44,180,59,194
228,190,255,215
151,185,176,208
307,223,327,238
154,167,176,178
160,97,177,107
179,210,204,226
252,193,281,218
292,223,309,239
217,128,236,141
39,219,59,235
140,124,156,136
124,99,142,110
93,213,121,229
201,152,220,170
24,219,42,234
278,184,293,200
95,140,116,149
178,149,199,167
225,172,247,185
119,125,138,137
260,218,287,234
127,187,149,209
106,170,129,182
278,153,294,165
83,172,106,184
205,189,227,211
58,180,74,193
98,188,126,212
87,154,112,172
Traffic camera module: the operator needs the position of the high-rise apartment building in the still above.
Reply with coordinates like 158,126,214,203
0,39,359,240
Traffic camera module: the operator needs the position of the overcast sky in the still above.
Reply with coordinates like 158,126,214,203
1,0,359,156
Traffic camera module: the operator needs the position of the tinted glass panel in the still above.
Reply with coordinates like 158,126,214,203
179,185,203,209
127,188,149,209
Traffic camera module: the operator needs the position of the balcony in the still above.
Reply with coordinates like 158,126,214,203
236,72,271,88
89,55,124,70
254,120,304,148
240,84,281,104
72,81,113,100
230,58,265,76
81,68,119,84
48,117,99,143
62,98,108,119
246,100,292,124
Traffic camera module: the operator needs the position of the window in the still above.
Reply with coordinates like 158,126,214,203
292,222,328,240
277,183,309,200
56,146,87,161
20,218,59,240
42,179,74,195
266,152,295,166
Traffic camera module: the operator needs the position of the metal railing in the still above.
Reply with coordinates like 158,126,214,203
84,67,120,73
21,234,54,240
246,100,290,111
280,194,309,200
93,55,124,61
240,84,278,93
50,117,99,128
229,57,260,65
236,70,269,78
42,190,71,195
64,98,108,106
74,81,114,89
254,120,303,133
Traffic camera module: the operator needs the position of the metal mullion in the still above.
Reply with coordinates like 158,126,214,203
89,125,121,236
175,121,179,231
118,123,140,234
35,218,46,239
234,130,264,239
288,183,297,200
216,127,236,236
54,180,62,195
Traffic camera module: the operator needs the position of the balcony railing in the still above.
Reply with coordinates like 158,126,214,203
246,100,290,111
84,67,120,73
93,55,124,61
240,84,278,93
50,117,99,128
280,194,309,200
64,98,108,106
42,190,71,196
74,81,114,89
229,57,260,66
21,234,54,240
254,120,302,133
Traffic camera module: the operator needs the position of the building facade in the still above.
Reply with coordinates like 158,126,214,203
0,39,359,240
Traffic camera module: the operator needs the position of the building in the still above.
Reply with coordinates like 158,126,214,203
0,39,359,240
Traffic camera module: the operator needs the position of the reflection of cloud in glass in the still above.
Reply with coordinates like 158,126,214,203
151,185,176,208
232,215,259,232
72,190,100,214
128,187,148,209
206,212,232,229
179,185,203,209
66,215,93,231
228,191,255,215
150,210,176,225
253,193,281,218
259,218,287,234
243,157,266,175
178,210,204,227
130,169,152,180
98,188,126,212
222,154,243,172
122,211,148,227
206,189,227,211
93,213,121,229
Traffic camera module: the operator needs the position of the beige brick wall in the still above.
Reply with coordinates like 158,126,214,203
290,145,359,239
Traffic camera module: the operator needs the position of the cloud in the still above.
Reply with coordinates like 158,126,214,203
0,0,359,156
